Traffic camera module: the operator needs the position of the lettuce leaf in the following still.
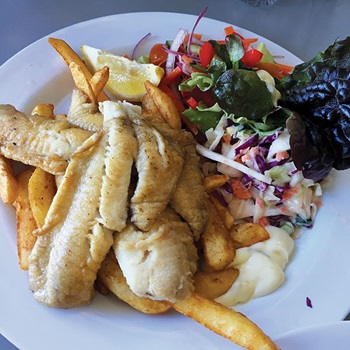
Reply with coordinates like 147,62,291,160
213,68,275,120
182,103,223,133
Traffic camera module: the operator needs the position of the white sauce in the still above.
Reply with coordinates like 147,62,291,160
215,225,295,306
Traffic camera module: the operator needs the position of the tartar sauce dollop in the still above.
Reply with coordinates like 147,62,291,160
215,225,295,306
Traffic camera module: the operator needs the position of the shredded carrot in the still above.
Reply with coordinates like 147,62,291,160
280,205,288,213
282,187,299,202
242,38,258,50
222,133,232,144
182,54,193,65
257,216,269,227
230,178,252,199
256,197,264,208
184,33,203,45
224,26,235,36
315,200,323,207
276,151,289,161
255,61,294,79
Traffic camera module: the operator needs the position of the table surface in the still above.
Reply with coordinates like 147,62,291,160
1,0,349,348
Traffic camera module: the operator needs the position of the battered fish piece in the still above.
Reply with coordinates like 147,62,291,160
29,133,113,308
141,108,208,240
29,101,138,308
130,117,184,231
0,104,92,174
114,207,198,302
98,101,138,232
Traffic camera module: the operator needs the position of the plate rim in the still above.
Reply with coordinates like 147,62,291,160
1,11,349,350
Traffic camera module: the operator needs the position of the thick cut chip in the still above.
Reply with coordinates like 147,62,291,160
28,168,56,228
14,169,37,270
48,37,109,102
169,293,279,350
194,268,239,299
90,66,110,101
230,222,270,248
0,155,18,205
69,62,97,104
201,199,236,270
144,81,181,130
31,104,55,119
203,174,230,193
209,192,235,230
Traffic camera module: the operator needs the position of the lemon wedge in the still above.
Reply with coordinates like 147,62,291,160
81,45,165,102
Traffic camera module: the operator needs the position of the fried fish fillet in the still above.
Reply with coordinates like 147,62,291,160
141,109,208,240
29,101,139,308
0,104,92,174
114,207,198,302
130,117,184,231
98,101,138,232
29,132,113,308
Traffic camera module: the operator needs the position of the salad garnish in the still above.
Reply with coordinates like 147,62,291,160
134,9,349,236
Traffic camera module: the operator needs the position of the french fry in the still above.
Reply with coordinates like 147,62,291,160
28,167,56,228
170,294,279,350
48,37,109,102
14,169,37,270
201,198,236,270
31,103,55,119
90,66,110,101
209,192,235,230
141,92,163,122
69,62,97,104
98,252,171,315
194,268,239,299
144,80,182,130
0,155,18,205
230,222,270,249
203,174,230,193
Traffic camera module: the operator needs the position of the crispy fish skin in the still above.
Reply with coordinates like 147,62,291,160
114,207,198,302
98,101,138,232
130,117,184,231
0,104,92,174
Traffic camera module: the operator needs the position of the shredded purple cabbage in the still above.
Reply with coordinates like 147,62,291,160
258,131,281,146
234,134,259,155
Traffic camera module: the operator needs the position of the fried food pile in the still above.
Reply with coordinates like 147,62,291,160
0,37,280,350
1,88,207,307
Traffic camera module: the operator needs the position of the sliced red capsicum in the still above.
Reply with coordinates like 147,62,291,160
199,41,215,68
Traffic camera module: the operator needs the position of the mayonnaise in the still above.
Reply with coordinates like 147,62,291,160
215,225,295,306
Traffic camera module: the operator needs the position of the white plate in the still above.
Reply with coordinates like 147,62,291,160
274,321,350,349
1,12,350,350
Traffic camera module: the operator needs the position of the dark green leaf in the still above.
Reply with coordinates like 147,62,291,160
213,69,274,120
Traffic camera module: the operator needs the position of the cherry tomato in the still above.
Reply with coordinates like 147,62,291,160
149,43,168,66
